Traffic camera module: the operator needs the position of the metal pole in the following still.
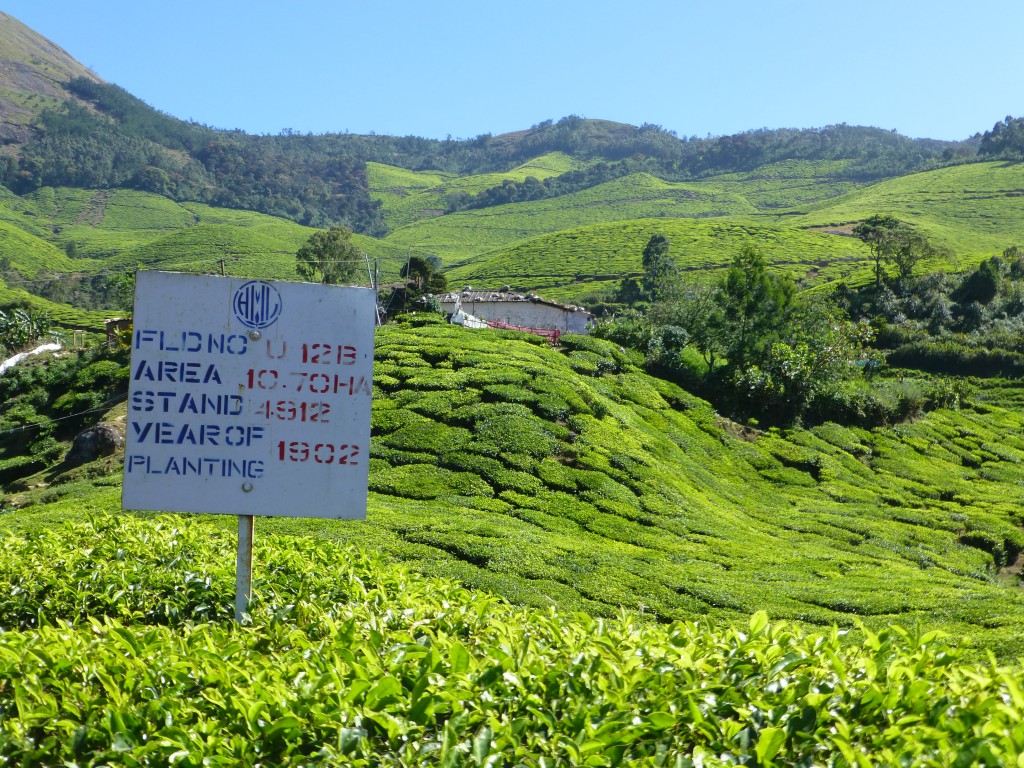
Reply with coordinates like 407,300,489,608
235,514,254,622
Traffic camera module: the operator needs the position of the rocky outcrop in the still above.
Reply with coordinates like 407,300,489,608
65,422,124,467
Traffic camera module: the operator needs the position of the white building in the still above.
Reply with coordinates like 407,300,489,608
436,289,594,336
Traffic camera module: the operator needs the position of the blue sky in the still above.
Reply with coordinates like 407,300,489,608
8,1,1021,141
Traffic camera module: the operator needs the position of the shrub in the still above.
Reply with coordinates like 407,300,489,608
74,360,128,390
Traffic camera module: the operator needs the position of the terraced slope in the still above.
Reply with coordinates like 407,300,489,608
704,159,864,210
446,217,873,300
801,160,1024,266
375,161,1024,300
3,159,1024,312
4,319,1024,660
225,318,1024,658
0,188,416,298
380,173,762,263
369,152,586,230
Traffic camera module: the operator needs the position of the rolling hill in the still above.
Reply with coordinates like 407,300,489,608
2,13,1024,764
4,155,1023,322
4,319,1024,659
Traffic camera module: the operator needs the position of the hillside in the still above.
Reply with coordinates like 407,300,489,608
377,160,1024,301
444,218,873,300
0,188,420,324
802,160,1024,263
0,12,979,239
0,12,1017,320
2,156,1023,322
3,12,1024,766
5,319,1024,660
0,11,99,143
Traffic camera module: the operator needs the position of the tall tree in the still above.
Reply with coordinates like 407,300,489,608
853,214,938,285
979,116,1024,158
853,214,904,287
714,245,796,372
295,227,363,285
641,233,678,302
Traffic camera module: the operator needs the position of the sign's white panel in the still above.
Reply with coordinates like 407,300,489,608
122,271,375,518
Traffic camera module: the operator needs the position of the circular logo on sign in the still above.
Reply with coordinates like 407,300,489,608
233,280,283,329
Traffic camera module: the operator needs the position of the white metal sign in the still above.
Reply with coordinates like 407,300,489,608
122,271,375,519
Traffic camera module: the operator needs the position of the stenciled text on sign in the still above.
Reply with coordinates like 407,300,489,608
122,271,375,518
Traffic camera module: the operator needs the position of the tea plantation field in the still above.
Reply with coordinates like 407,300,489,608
369,152,586,231
5,513,1024,765
445,218,874,300
0,188,416,314
6,319,1024,654
370,159,1024,300
5,319,1024,763
5,319,1024,764
2,157,1023,314
800,160,1024,267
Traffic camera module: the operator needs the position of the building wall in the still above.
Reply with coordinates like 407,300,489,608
442,300,590,334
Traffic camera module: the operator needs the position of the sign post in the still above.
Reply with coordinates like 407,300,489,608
236,514,254,621
122,271,376,620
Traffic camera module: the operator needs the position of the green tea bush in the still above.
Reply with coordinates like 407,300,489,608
369,464,494,500
472,404,561,458
74,359,129,390
888,339,1024,377
52,389,104,415
379,422,472,454
10,513,1024,765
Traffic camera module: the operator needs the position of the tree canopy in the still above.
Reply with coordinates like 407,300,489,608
979,116,1024,159
594,245,874,425
295,227,364,285
641,234,678,302
853,214,939,286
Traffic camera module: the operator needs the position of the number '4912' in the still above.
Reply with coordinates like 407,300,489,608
260,400,330,422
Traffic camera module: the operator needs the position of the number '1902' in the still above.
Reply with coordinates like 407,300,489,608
276,441,360,465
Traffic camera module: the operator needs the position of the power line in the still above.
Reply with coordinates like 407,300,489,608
0,392,129,437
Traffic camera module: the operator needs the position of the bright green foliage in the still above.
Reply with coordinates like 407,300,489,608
368,153,585,230
3,514,1024,766
0,187,413,317
802,161,1024,270
256,321,1024,658
447,217,872,301
0,307,59,356
715,246,797,372
4,157,1024,311
641,233,678,301
5,322,1024,658
296,227,364,285
853,214,940,285
0,346,128,475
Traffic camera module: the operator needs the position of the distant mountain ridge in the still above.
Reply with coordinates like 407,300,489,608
0,12,987,237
